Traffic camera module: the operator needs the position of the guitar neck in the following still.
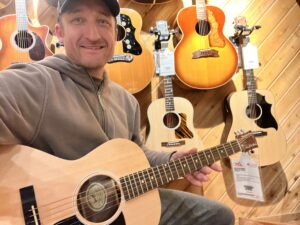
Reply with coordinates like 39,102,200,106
15,0,28,31
120,140,241,201
163,76,175,111
245,67,258,105
196,0,207,21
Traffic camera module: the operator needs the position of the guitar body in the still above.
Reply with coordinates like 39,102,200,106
146,97,203,152
225,90,286,166
0,139,161,225
105,8,154,94
0,14,52,70
174,5,238,89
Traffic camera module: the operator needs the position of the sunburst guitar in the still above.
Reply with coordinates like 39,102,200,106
0,133,257,224
174,0,238,89
105,8,154,94
0,0,52,70
224,17,286,166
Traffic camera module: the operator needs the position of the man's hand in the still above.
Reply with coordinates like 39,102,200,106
170,148,222,186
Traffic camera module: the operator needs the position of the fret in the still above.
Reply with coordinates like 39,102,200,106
179,157,192,174
122,176,134,200
169,160,181,179
15,0,28,31
137,171,148,193
184,156,193,173
150,167,159,188
174,160,186,177
192,153,204,168
196,0,207,21
144,169,154,190
128,173,139,197
204,149,215,165
153,166,165,186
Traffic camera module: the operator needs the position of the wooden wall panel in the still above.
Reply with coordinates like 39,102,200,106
0,0,299,224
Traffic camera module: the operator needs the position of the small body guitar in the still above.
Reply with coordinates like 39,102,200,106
0,134,257,224
105,8,154,94
0,0,52,70
174,0,238,89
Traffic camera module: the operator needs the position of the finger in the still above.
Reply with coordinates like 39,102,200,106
192,171,209,182
210,162,222,172
185,174,203,187
199,166,213,175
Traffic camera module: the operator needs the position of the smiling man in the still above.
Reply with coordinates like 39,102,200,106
0,0,234,224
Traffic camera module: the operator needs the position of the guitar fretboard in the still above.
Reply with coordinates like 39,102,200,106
120,140,241,201
15,0,29,31
196,0,207,21
163,76,175,111
245,66,257,105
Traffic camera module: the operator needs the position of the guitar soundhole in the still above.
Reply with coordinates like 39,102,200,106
77,175,121,223
15,31,34,49
196,20,211,36
163,112,180,128
246,104,262,120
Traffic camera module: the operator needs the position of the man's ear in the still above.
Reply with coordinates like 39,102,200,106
55,23,64,43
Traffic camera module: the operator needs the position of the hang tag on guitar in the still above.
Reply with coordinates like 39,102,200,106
158,49,175,76
242,43,260,70
231,153,265,202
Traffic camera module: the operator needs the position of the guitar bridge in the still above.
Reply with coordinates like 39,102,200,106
192,49,219,59
20,186,41,225
161,140,186,147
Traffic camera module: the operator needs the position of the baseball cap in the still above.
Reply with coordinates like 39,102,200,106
57,0,120,17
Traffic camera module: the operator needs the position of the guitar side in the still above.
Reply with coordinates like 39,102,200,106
0,14,53,70
225,90,286,166
174,5,238,89
105,8,154,94
0,140,160,225
146,97,203,152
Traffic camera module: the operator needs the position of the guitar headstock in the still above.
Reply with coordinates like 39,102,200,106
235,131,258,153
150,20,175,50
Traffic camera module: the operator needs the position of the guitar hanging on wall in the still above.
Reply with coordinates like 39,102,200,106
0,0,52,70
174,0,238,89
105,8,154,94
224,17,286,166
146,20,204,153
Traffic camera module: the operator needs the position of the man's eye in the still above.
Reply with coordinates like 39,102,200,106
72,18,84,24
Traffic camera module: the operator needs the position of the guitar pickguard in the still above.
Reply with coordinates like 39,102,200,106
175,113,194,139
253,93,278,130
29,32,46,61
120,13,142,55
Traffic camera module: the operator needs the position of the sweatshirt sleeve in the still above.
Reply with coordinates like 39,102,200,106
131,102,173,166
0,63,46,145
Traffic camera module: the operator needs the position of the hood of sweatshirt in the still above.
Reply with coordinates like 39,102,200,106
37,54,104,91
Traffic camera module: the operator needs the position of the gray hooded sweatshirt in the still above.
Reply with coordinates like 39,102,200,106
0,54,171,166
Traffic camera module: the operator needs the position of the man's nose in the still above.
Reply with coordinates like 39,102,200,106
85,24,102,40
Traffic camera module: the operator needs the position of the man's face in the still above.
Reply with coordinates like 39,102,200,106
55,0,117,70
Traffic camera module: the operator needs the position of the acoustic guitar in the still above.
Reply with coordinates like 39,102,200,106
174,0,238,89
146,20,203,153
0,0,52,70
105,8,154,94
224,17,286,166
0,133,257,225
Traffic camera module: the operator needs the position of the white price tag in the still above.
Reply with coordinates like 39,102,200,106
231,153,264,202
158,49,175,76
242,43,260,70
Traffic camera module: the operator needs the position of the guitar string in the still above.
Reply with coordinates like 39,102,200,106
24,140,247,224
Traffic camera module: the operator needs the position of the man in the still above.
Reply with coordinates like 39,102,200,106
0,0,235,224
